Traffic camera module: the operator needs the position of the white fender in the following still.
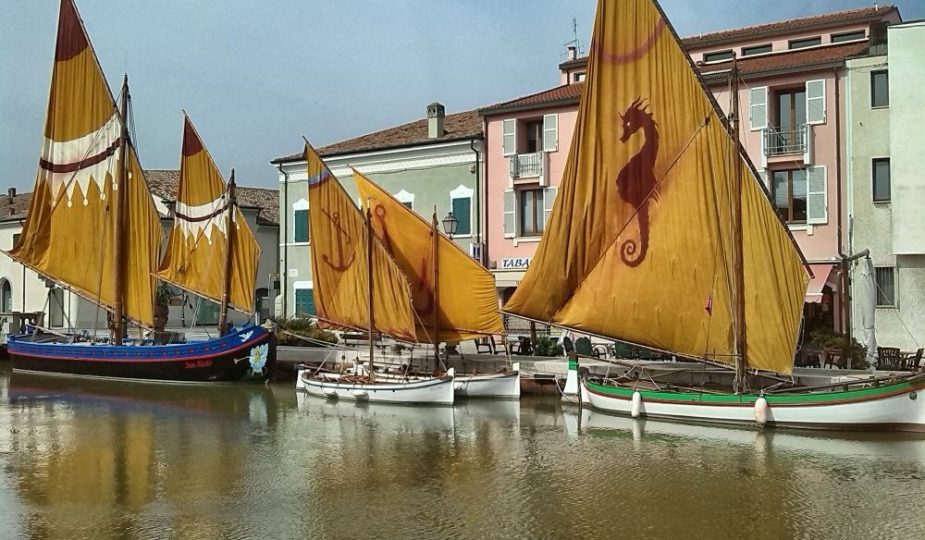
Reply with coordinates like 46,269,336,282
446,367,455,378
754,396,769,426
631,390,642,418
322,388,338,399
454,383,463,391
350,389,369,400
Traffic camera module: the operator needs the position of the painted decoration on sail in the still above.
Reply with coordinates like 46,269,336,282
7,0,163,326
354,171,504,343
503,0,808,373
303,142,417,342
155,115,261,313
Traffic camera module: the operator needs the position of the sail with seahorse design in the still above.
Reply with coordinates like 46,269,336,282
303,141,417,342
6,0,163,327
154,114,261,313
354,171,504,343
503,0,808,374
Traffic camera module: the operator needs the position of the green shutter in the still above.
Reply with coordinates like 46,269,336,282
294,209,309,243
452,197,471,235
295,289,315,317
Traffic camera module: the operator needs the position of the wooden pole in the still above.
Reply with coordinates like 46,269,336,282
730,54,748,393
366,204,375,382
217,170,236,335
432,207,441,375
112,74,130,346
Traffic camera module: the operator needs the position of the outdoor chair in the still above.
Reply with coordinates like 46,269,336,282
877,347,902,370
474,336,498,354
902,348,923,371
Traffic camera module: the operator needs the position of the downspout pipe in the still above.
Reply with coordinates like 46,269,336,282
833,68,852,366
470,138,482,265
481,116,490,268
276,162,289,319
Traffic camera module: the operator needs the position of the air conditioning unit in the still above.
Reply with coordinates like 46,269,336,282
469,242,483,262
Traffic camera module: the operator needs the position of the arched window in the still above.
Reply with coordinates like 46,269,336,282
0,279,11,312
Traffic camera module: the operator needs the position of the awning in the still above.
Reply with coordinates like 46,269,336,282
493,270,526,289
805,264,837,303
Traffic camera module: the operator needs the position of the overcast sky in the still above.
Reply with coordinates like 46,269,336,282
2,1,923,190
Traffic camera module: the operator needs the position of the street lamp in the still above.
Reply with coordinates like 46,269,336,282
442,211,458,239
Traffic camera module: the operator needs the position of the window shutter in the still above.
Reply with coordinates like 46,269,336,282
295,289,315,316
543,114,558,152
502,119,515,156
451,196,472,235
543,186,558,229
749,87,767,131
503,189,515,238
806,79,826,124
294,209,309,243
757,169,769,189
806,165,827,224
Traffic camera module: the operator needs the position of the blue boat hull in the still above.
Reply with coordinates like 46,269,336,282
6,325,276,383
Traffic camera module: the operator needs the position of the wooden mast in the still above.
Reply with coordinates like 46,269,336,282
366,203,376,382
730,53,748,393
217,169,237,335
431,208,440,375
112,74,130,346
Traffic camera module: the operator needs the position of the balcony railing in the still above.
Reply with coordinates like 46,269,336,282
764,125,807,156
509,152,543,180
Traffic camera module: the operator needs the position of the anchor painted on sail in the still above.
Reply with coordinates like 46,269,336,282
320,208,355,271
615,97,660,267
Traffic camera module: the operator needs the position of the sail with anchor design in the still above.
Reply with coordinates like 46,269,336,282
503,0,808,373
7,0,163,327
303,142,417,342
354,171,504,343
155,115,261,313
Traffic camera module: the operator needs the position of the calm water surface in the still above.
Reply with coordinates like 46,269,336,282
1,364,924,539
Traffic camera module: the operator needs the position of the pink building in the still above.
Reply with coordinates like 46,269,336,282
479,5,900,335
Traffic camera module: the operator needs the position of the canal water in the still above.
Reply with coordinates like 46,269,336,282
1,365,924,540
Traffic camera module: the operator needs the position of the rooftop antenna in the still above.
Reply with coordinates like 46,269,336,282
564,16,584,59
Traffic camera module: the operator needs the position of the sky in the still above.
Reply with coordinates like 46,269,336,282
2,0,923,191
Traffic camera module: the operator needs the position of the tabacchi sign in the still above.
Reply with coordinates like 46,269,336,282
501,257,531,270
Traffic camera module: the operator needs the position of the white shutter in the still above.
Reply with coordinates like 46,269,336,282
806,79,826,124
503,189,515,238
758,169,769,189
806,165,827,224
543,186,558,230
502,119,516,156
803,123,813,164
749,87,767,131
543,114,558,152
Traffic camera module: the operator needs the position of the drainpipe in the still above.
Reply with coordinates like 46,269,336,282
481,116,490,268
19,219,25,312
276,162,289,319
470,138,482,265
833,68,852,367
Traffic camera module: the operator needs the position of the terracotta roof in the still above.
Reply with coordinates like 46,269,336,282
272,109,483,164
699,41,871,80
145,169,279,226
479,84,582,115
0,191,32,222
683,5,897,48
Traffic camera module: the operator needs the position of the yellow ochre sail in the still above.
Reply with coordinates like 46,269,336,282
504,0,808,373
155,115,261,314
304,142,417,342
354,171,504,343
8,0,163,327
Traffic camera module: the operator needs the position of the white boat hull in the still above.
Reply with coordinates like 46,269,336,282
581,374,925,432
296,367,455,405
454,363,520,399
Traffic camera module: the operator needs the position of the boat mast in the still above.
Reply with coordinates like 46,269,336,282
730,54,748,393
217,169,237,335
366,203,376,382
431,208,440,374
112,74,130,346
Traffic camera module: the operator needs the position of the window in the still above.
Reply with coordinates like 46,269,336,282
703,50,734,62
875,267,895,307
572,72,586,83
295,287,315,317
776,88,807,130
293,198,309,243
394,189,414,210
524,120,543,153
789,36,821,49
11,233,20,249
871,70,889,108
49,288,65,327
196,298,219,325
518,189,545,236
449,185,473,236
832,30,865,43
742,44,772,56
771,169,808,223
1,280,11,312
872,158,891,202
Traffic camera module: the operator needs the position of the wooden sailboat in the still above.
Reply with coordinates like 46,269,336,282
294,141,455,404
353,172,518,398
4,0,275,382
504,0,925,431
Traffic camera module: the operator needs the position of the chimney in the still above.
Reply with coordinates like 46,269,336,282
567,44,577,61
7,187,16,199
427,102,445,139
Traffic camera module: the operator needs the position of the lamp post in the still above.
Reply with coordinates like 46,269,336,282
442,211,458,240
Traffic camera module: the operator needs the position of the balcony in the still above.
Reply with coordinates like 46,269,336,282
509,152,544,180
764,125,807,157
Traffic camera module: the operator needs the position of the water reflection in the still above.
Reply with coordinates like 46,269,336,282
1,367,924,539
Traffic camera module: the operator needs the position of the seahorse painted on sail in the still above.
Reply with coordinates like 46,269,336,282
615,98,660,267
